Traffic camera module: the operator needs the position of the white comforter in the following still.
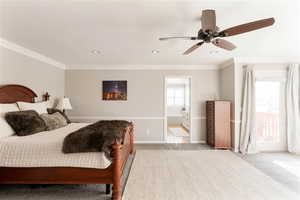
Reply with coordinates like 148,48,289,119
0,123,111,169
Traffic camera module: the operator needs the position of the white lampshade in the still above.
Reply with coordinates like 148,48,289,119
56,97,72,110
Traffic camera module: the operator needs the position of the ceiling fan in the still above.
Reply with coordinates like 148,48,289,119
159,10,275,55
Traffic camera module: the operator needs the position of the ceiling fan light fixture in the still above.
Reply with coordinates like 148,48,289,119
91,50,101,54
152,50,159,54
209,50,219,54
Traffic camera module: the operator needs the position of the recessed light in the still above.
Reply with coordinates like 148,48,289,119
91,50,101,54
152,50,159,54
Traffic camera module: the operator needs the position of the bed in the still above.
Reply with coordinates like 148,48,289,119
0,84,135,200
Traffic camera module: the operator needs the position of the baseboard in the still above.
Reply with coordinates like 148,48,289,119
191,140,206,144
70,116,164,120
135,140,207,144
135,141,165,144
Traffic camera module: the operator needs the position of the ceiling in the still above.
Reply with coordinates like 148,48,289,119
0,0,299,68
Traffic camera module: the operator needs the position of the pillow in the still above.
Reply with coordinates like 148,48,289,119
17,101,48,114
0,103,20,113
0,118,15,138
47,108,71,124
40,112,68,131
5,110,47,136
0,103,20,138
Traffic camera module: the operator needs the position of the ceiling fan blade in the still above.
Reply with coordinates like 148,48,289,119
159,37,197,41
183,42,204,55
212,39,236,51
201,9,216,32
219,18,275,37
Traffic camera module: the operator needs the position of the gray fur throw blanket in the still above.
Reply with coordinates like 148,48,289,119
62,120,133,159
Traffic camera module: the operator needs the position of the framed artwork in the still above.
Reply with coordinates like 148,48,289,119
102,80,127,101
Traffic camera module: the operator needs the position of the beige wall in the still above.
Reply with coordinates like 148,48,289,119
65,69,220,142
219,64,236,149
0,47,65,102
219,65,235,102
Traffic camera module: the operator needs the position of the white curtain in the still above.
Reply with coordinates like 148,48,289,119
286,64,300,153
239,66,257,154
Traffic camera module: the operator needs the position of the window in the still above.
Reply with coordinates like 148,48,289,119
167,87,184,106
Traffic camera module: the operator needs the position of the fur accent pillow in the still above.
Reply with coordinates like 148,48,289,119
0,103,20,138
40,112,68,131
5,110,47,136
47,108,71,124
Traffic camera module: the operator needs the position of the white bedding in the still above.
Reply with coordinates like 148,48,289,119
0,123,111,169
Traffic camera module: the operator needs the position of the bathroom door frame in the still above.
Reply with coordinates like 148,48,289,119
164,76,192,143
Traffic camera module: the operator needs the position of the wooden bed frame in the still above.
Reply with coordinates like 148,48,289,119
0,84,135,200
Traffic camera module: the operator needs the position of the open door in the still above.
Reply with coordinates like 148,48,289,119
164,77,191,143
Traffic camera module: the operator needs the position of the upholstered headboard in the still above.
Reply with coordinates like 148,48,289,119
0,85,37,103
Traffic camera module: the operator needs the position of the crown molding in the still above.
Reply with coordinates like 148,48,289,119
219,58,235,70
67,64,219,70
0,38,66,70
234,57,300,65
219,57,300,69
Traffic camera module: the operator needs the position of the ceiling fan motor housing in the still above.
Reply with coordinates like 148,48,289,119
198,30,215,43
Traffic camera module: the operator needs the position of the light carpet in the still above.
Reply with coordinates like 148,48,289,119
169,127,189,137
123,150,299,200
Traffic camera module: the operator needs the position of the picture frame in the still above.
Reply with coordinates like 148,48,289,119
102,80,127,101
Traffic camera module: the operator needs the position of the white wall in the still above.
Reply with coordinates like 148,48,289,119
0,46,65,103
65,69,220,143
167,116,182,125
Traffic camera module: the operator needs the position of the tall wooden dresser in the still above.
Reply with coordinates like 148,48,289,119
206,101,231,149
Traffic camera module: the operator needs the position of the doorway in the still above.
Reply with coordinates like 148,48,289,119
164,77,191,143
255,79,287,151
